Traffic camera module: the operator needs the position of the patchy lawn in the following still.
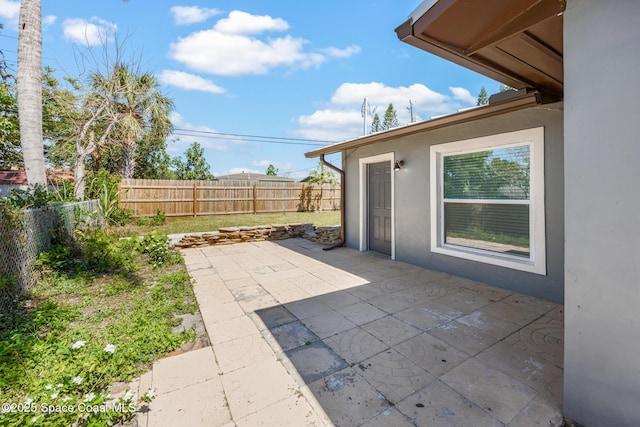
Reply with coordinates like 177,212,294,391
119,210,341,236
0,232,198,426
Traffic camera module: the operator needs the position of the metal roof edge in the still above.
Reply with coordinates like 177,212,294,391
305,91,544,158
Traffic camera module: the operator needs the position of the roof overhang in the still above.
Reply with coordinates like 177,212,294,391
306,90,546,158
396,0,565,97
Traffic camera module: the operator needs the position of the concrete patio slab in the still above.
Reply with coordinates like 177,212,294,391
213,334,275,374
428,320,499,356
357,348,436,404
335,301,387,325
395,333,468,378
395,380,502,427
393,306,449,331
441,358,537,424
234,393,327,427
361,315,422,347
284,340,349,384
324,327,389,365
150,347,219,393
147,378,231,427
307,367,392,426
358,408,415,427
221,357,297,420
300,310,357,339
136,239,564,426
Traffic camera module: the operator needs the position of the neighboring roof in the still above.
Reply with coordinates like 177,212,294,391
396,0,564,97
306,90,546,158
215,172,295,182
0,170,73,185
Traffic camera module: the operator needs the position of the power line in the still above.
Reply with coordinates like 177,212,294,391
0,106,337,148
172,127,336,144
171,131,327,147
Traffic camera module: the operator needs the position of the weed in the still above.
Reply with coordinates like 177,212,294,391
86,170,132,226
0,229,193,426
136,234,179,269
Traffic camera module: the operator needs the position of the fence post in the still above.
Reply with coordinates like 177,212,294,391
193,181,199,217
253,184,257,214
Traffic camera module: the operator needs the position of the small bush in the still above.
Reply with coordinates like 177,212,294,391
86,170,133,226
35,245,72,271
137,234,178,268
150,210,166,226
75,229,138,272
134,211,165,227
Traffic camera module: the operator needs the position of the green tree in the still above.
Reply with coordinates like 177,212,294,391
499,84,514,92
133,134,175,179
382,103,399,130
0,80,21,168
173,142,214,180
476,86,489,106
0,67,79,170
70,64,122,198
265,164,279,176
110,65,174,178
370,113,381,133
308,161,338,211
443,146,529,199
42,67,80,169
65,57,174,197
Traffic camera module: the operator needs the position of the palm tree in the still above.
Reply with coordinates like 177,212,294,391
112,65,173,178
71,63,173,197
17,0,47,185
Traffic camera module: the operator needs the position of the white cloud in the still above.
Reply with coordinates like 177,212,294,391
43,15,57,27
170,6,221,25
223,167,263,175
62,17,117,46
320,45,361,58
0,0,20,29
295,109,363,142
158,70,225,95
214,10,288,35
169,10,359,76
449,86,476,105
169,112,233,153
293,82,476,142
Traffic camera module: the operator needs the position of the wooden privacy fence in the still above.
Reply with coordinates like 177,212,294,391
119,179,341,217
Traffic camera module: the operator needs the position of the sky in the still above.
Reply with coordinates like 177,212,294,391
0,0,502,179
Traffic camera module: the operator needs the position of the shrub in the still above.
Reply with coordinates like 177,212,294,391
137,234,178,268
85,170,132,226
75,229,138,272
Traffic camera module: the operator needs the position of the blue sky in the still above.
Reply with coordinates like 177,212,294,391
0,0,501,179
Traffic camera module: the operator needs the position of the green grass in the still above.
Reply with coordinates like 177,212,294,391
0,232,196,426
120,210,341,236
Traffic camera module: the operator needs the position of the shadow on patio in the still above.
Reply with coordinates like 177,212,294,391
186,238,564,426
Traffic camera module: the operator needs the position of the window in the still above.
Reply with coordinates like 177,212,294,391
430,127,546,274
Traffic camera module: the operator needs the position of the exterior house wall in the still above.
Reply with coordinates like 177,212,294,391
0,184,28,198
563,1,640,425
344,103,564,303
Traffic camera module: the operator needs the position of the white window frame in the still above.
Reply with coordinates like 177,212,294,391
359,152,396,260
430,127,546,275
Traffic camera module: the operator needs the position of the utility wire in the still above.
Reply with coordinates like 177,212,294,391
0,106,339,148
172,127,336,144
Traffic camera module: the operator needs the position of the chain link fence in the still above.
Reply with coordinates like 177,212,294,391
0,200,102,313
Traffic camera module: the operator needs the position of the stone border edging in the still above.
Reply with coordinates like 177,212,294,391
173,223,341,248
